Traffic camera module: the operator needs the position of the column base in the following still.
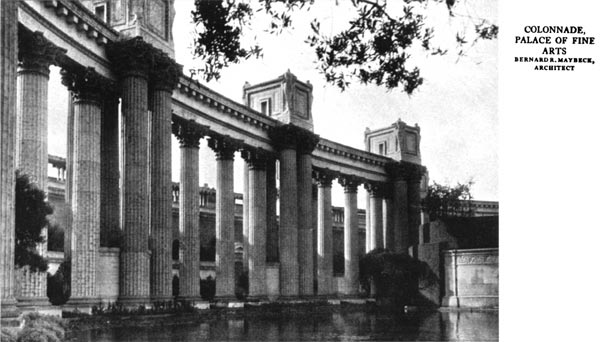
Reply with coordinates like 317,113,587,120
117,296,152,310
63,297,101,315
16,297,61,317
246,295,269,302
1,298,19,318
151,295,174,303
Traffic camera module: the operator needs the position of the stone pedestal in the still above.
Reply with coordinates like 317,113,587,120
314,169,335,297
1,0,19,317
339,177,361,296
15,29,64,308
209,137,238,300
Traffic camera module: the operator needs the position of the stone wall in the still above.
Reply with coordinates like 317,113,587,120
442,248,498,308
98,247,120,303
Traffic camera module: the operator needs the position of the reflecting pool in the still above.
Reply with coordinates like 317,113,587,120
70,309,498,341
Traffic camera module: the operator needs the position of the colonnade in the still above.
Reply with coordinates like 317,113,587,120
0,20,425,315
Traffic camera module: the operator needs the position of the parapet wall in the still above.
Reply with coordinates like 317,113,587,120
442,248,498,308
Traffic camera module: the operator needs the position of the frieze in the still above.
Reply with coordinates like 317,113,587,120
455,254,499,265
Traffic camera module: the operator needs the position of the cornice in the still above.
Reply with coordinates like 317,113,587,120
42,0,118,46
176,75,279,132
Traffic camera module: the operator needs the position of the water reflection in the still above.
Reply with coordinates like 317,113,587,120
75,310,498,342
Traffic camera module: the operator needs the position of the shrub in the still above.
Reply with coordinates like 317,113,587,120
16,312,66,342
1,328,17,342
47,260,70,305
201,276,215,300
359,249,437,308
235,271,248,300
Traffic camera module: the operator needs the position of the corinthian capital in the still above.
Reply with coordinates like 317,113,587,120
312,168,337,188
106,37,155,78
269,124,319,153
60,66,111,103
241,148,270,170
338,175,362,193
150,51,182,91
208,135,242,160
18,28,66,75
385,161,425,182
172,116,208,148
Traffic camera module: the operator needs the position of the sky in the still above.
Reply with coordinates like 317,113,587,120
171,0,498,201
47,0,498,205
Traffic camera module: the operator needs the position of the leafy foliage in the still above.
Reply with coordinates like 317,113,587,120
47,260,71,305
47,223,63,252
423,180,474,221
15,313,66,342
15,172,52,272
359,248,437,307
191,0,498,93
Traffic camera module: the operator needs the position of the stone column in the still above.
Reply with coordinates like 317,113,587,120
208,136,239,300
365,183,384,251
242,149,268,299
149,53,180,301
386,162,409,253
173,119,205,302
100,93,120,248
265,157,278,263
65,92,74,260
296,131,319,297
407,169,424,249
314,169,335,297
269,126,298,298
1,0,19,317
15,29,65,307
382,191,394,250
242,163,249,271
365,192,371,252
61,67,105,307
107,37,154,305
339,176,361,296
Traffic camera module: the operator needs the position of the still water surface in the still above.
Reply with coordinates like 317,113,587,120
72,310,498,341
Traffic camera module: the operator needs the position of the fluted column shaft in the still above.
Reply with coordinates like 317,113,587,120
242,163,249,271
65,93,74,260
392,180,409,252
119,73,150,303
150,87,173,300
383,196,394,249
247,157,267,299
297,152,314,297
209,138,237,300
1,0,19,317
179,144,201,300
315,173,334,296
340,179,360,296
70,95,102,301
265,158,278,262
369,194,383,250
15,30,64,305
100,95,120,248
407,179,422,248
365,192,371,252
278,148,298,297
